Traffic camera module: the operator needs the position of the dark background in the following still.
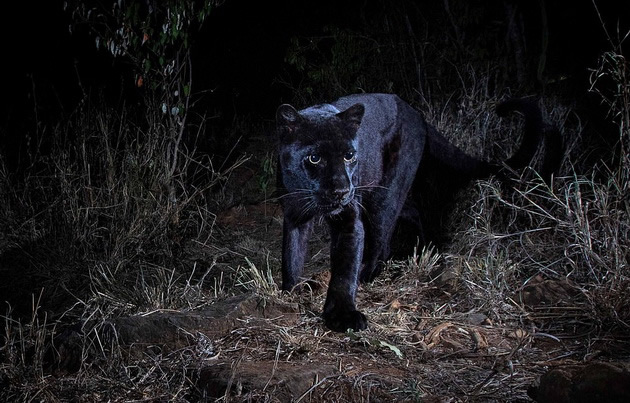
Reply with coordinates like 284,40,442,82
0,0,627,184
1,1,624,126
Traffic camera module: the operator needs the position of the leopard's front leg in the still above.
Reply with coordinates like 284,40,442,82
323,205,367,332
281,219,314,291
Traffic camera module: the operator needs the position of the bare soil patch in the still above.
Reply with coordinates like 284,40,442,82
39,151,630,402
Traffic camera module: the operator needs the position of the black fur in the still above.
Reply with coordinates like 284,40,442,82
275,93,559,332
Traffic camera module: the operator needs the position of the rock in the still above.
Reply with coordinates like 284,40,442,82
458,312,489,326
47,294,299,373
197,361,337,400
519,275,580,307
528,362,630,403
430,264,460,292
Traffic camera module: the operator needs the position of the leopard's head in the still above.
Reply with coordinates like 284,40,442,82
276,102,365,217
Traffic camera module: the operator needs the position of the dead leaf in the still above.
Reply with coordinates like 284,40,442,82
471,328,488,351
426,322,454,347
389,299,402,310
508,328,529,340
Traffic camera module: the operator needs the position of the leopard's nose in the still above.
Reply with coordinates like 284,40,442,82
332,188,352,203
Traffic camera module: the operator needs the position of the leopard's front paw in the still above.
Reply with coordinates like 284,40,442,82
323,309,368,332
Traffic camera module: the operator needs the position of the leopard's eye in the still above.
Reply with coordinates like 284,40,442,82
307,154,321,165
344,151,356,163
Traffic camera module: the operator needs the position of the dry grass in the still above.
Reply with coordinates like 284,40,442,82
1,19,629,403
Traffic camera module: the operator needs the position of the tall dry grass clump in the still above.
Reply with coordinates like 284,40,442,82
449,45,629,333
0,95,238,402
2,99,223,310
0,3,237,399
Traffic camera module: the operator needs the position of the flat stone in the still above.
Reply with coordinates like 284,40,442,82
197,360,337,400
48,294,299,373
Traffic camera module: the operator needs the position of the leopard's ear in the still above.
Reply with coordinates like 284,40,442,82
337,103,365,130
276,104,303,134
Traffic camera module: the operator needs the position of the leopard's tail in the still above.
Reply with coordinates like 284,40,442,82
496,97,563,182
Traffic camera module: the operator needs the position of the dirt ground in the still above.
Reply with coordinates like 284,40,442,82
45,139,630,402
